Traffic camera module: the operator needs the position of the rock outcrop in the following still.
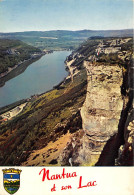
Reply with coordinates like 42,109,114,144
80,61,124,165
64,37,133,166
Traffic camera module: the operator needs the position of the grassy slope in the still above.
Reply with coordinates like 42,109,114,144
0,68,87,165
0,39,100,166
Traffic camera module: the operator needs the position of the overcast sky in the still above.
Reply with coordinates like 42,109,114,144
0,0,133,32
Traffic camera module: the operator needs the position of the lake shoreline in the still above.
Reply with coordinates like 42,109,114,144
0,50,72,113
0,49,71,88
0,54,45,87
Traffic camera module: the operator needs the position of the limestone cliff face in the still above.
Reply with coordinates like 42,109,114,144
63,38,133,166
80,61,124,165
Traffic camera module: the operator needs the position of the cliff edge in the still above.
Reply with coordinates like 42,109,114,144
64,37,133,166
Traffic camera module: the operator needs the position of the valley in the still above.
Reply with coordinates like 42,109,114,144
0,35,133,166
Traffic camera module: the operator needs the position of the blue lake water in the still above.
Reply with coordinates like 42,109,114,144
0,51,71,107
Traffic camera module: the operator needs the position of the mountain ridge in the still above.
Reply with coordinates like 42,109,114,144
0,29,133,34
0,29,133,50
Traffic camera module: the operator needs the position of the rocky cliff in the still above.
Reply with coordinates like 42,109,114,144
63,37,133,166
80,61,124,165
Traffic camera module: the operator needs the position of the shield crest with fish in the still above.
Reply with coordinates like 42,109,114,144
2,168,22,194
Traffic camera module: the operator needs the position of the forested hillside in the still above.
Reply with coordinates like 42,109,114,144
0,39,41,74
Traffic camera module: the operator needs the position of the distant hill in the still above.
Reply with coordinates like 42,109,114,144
0,29,133,37
0,29,133,50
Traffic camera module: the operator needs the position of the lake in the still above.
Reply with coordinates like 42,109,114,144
0,51,71,108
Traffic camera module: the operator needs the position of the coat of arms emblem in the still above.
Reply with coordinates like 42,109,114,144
2,168,22,194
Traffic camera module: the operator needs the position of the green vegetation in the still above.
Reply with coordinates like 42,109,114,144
0,66,87,165
0,39,41,74
0,29,132,50
0,37,132,166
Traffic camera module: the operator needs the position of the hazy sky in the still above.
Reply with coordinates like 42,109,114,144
0,0,133,32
